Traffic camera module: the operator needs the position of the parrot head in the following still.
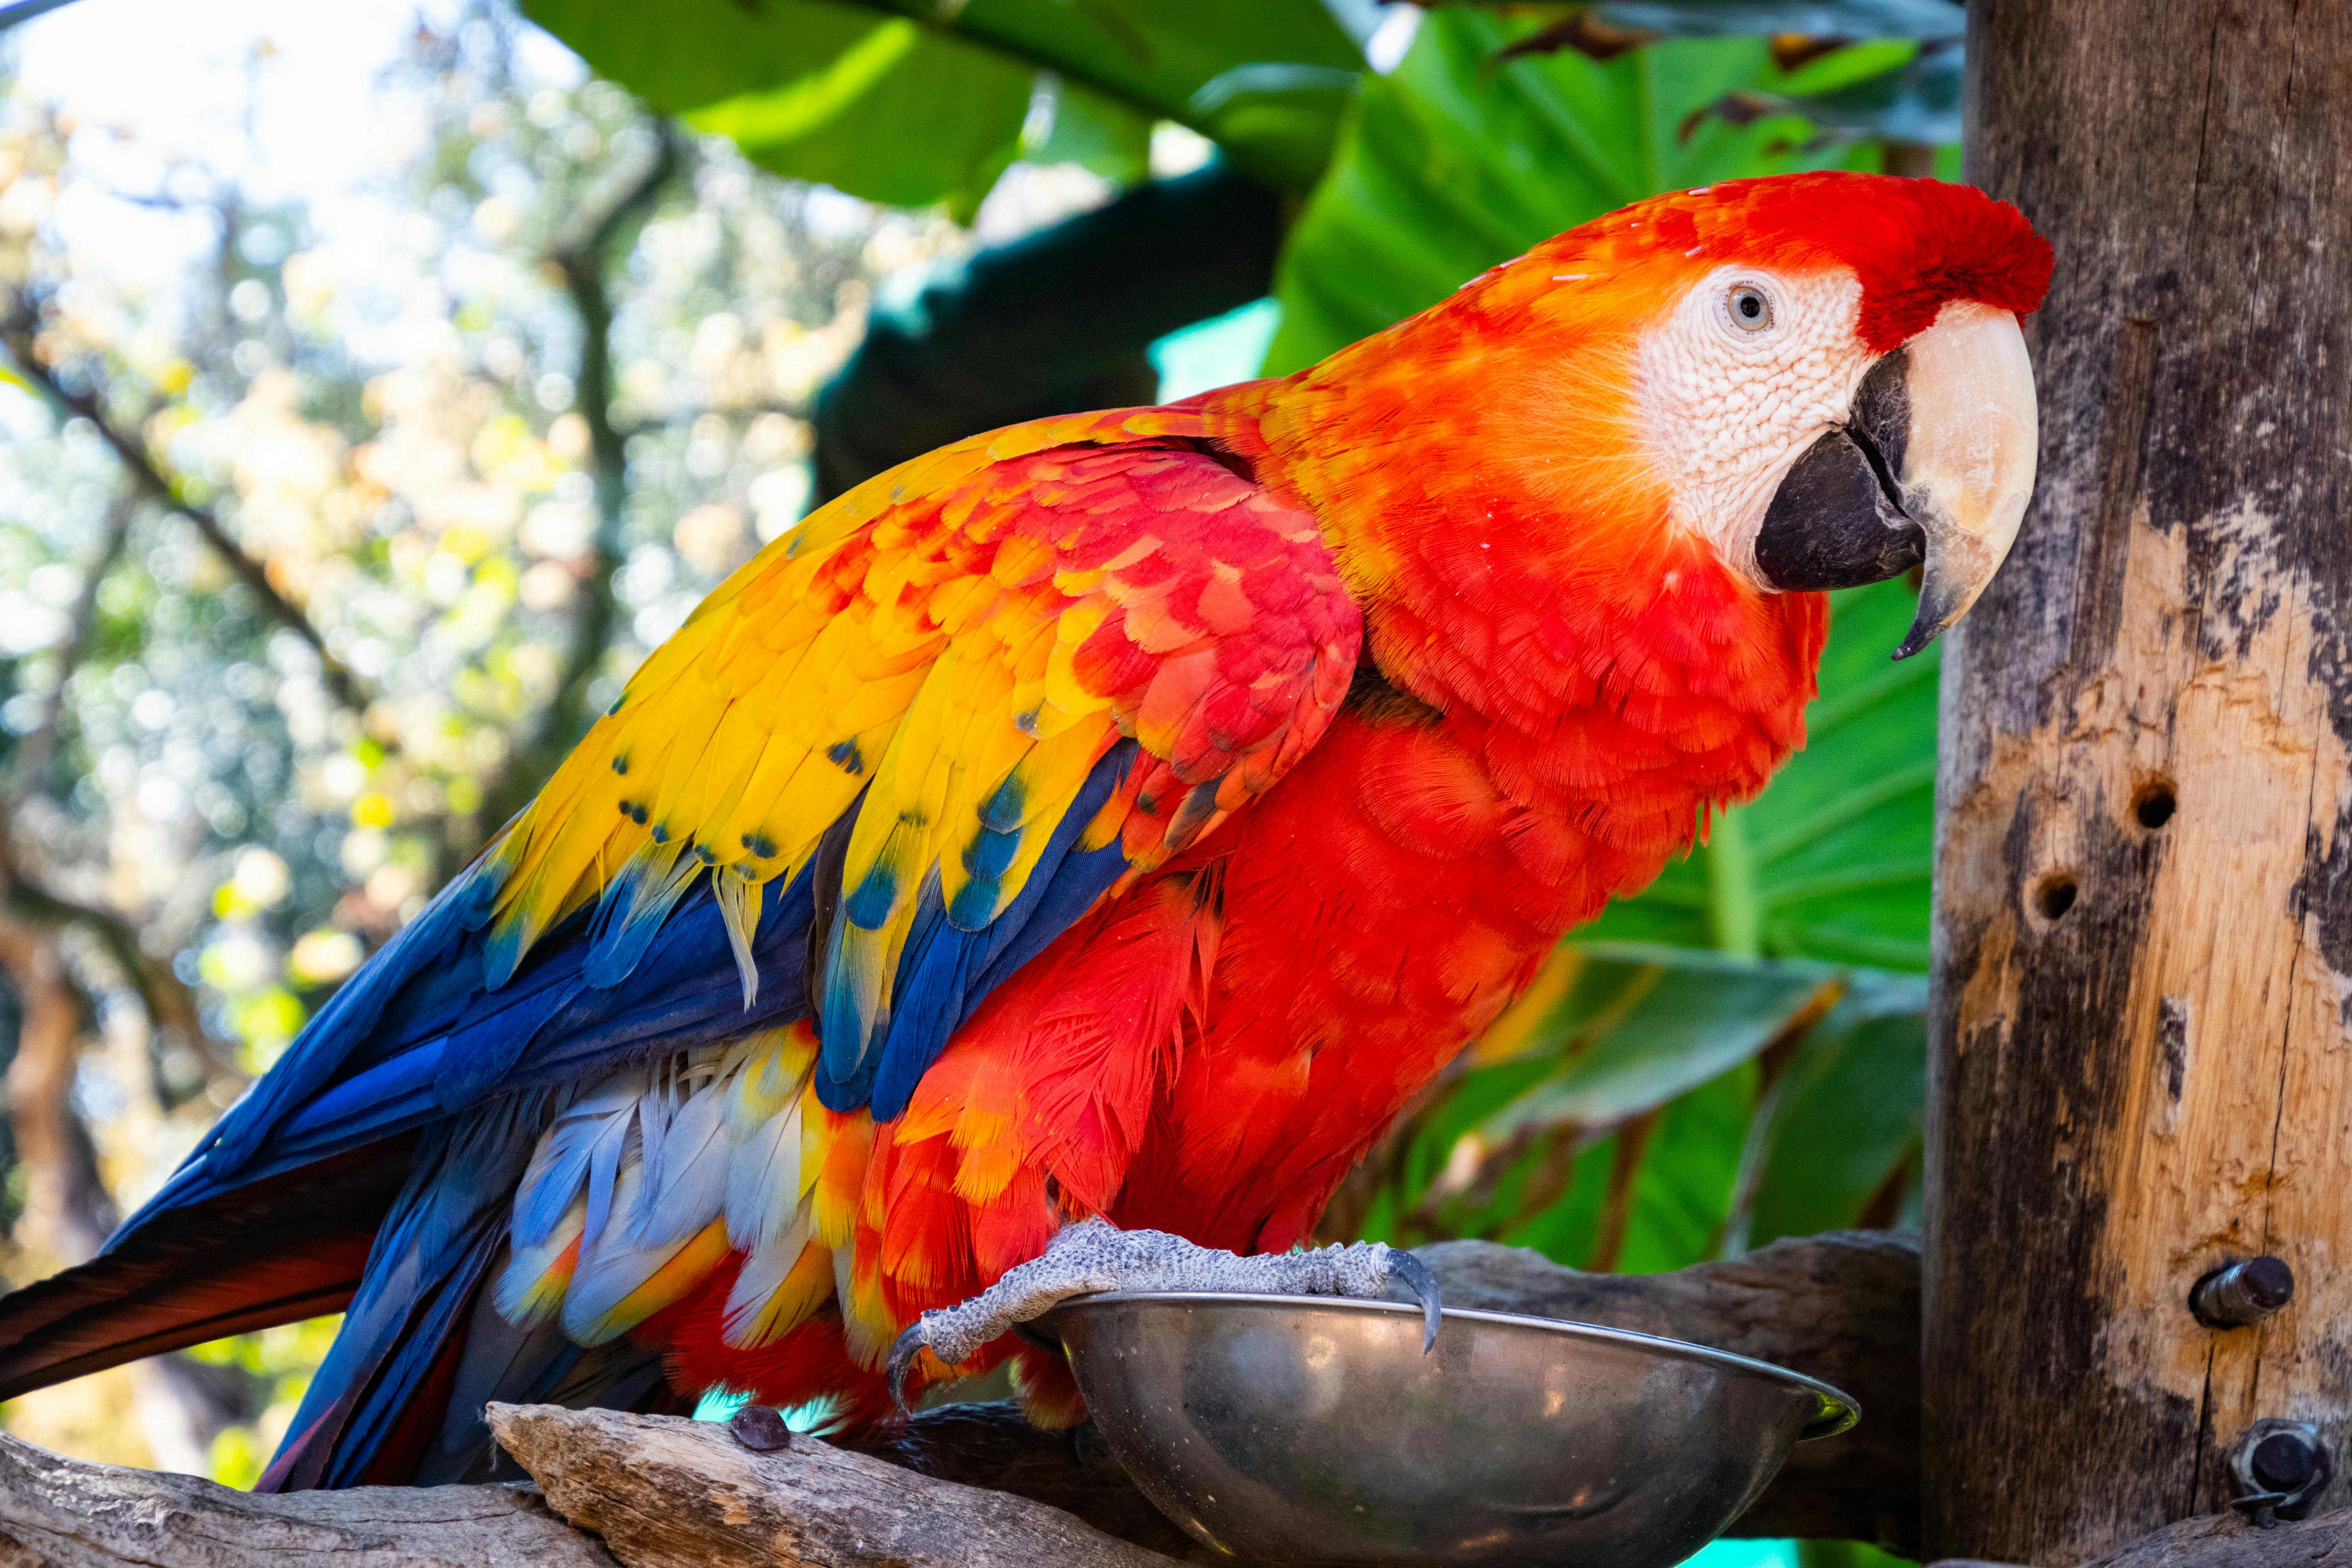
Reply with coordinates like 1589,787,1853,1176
1260,172,2055,663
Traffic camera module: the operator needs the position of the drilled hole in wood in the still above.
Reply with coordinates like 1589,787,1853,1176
2035,874,2078,920
2134,781,2177,830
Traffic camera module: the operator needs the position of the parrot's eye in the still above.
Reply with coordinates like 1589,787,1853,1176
1725,283,1776,334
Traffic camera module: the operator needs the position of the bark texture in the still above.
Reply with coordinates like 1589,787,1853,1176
1933,1504,2352,1568
488,1403,1182,1568
1936,3,2352,1563
851,1400,1210,1562
0,1429,615,1567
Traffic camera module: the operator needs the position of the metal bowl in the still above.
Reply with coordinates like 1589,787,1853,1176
1048,1292,1858,1568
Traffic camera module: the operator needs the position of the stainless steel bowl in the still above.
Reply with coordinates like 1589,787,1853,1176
1049,1292,1858,1568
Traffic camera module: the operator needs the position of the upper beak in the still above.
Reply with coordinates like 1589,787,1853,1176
1752,301,2040,659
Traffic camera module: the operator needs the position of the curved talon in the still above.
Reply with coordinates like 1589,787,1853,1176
1387,1248,1444,1354
886,1323,925,1417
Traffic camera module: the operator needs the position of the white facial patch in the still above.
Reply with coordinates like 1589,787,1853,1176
1635,267,1876,585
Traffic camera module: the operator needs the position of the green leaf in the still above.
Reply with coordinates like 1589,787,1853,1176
1798,1541,1923,1568
1358,948,1828,1246
1686,39,1959,149
929,0,1362,157
1479,944,1839,1141
1775,41,1960,144
1353,946,1923,1274
1031,81,1152,187
1729,971,1927,1250
682,17,1030,210
523,0,1366,204
1613,1065,1757,1272
1187,63,1367,190
1263,9,1874,374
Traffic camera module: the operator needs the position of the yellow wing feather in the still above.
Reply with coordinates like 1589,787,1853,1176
475,409,1170,981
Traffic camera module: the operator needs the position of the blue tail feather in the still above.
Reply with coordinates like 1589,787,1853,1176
266,1090,561,1490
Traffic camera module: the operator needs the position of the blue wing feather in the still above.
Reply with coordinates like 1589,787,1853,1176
820,738,1137,1117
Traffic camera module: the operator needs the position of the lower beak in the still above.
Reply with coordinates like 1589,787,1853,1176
1752,301,2040,659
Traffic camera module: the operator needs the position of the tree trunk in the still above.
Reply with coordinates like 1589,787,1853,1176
1932,3,2352,1563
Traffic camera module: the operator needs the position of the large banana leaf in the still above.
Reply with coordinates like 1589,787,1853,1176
521,0,1366,208
1726,969,1928,1251
1334,945,1926,1274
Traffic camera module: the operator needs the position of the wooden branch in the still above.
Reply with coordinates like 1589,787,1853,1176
0,1428,616,1567
0,1238,2333,1568
5,1399,2346,1568
849,1400,1214,1561
487,1402,1185,1568
1929,1504,2352,1568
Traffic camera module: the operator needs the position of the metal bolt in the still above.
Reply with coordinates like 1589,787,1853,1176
729,1404,793,1452
2252,1432,2318,1493
2230,1419,2332,1528
2190,1255,2295,1329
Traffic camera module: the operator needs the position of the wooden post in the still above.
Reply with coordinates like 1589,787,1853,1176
1929,2,2352,1562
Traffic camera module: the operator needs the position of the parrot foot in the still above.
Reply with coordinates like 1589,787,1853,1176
885,1219,1442,1415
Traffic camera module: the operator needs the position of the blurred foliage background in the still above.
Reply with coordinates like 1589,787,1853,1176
0,1,1958,1559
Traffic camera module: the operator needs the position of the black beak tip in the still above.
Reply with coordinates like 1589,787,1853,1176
1892,576,1963,661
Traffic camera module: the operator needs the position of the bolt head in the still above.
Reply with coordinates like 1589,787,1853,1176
2251,1431,2317,1492
2192,1255,2298,1327
2241,1255,2296,1310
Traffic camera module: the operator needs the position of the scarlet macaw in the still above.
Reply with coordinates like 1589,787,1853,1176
0,172,2051,1487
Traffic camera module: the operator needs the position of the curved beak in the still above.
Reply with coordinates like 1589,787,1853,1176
1752,301,2040,659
